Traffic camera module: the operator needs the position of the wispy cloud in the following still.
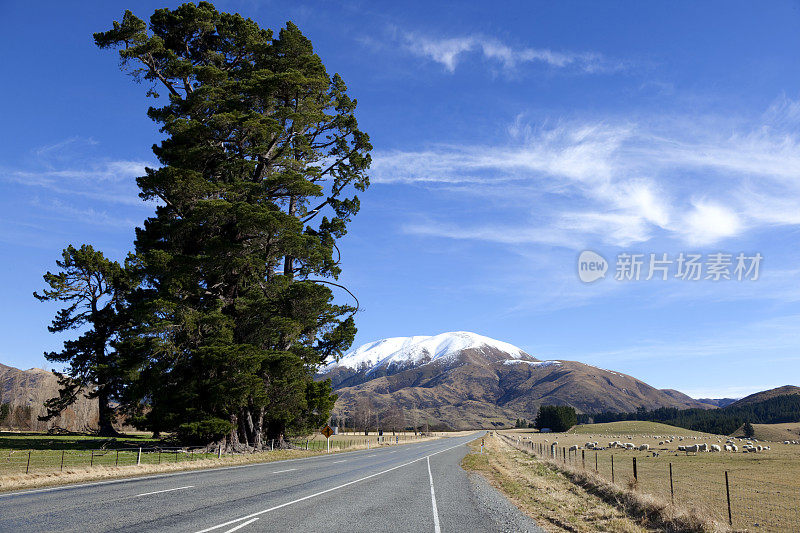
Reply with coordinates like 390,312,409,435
401,32,623,74
375,99,800,248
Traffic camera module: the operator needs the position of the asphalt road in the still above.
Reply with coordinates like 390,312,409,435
0,433,543,532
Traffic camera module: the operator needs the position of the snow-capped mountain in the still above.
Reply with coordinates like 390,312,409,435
317,331,714,430
322,331,532,375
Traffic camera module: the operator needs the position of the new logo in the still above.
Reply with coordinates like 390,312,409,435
578,250,608,283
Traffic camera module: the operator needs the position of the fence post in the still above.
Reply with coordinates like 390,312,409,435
90,450,94,468
725,471,733,526
611,454,615,484
595,452,598,473
116,449,119,467
26,450,31,474
271,439,274,451
61,450,65,472
175,450,178,462
632,457,637,486
582,449,585,469
158,450,161,464
137,447,142,466
218,445,222,459
669,463,674,504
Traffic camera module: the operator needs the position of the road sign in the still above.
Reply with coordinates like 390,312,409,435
321,425,333,439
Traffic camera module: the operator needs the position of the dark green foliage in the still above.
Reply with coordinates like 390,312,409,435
743,420,755,438
579,394,800,435
33,245,139,436
94,3,370,447
535,405,577,432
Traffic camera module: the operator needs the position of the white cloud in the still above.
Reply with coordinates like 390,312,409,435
374,99,800,248
402,33,620,74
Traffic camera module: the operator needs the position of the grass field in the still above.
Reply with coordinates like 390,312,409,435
503,422,800,532
0,432,444,482
730,422,800,442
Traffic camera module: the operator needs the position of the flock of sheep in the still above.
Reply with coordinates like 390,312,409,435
523,433,790,456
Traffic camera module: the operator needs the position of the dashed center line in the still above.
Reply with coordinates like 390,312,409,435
134,486,193,497
332,460,346,464
271,469,297,474
222,517,259,533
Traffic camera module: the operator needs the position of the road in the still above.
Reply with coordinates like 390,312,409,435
0,432,543,532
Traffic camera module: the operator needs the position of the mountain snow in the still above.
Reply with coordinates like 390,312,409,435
503,360,561,368
322,331,529,373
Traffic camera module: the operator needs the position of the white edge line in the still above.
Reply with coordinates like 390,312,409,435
427,456,441,533
331,460,346,464
134,485,193,497
270,469,297,474
0,435,472,499
193,436,477,533
222,517,259,533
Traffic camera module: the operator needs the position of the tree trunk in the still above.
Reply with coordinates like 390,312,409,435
96,386,120,437
228,413,240,451
252,407,264,449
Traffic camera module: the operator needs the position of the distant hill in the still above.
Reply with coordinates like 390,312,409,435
585,385,800,436
728,385,800,408
0,363,98,432
731,422,800,442
695,397,738,408
318,332,711,430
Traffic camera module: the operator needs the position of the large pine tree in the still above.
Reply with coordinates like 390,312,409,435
95,2,371,447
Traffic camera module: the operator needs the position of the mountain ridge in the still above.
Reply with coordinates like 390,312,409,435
320,331,712,429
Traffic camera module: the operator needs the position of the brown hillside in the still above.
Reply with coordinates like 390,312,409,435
729,385,800,408
0,363,99,432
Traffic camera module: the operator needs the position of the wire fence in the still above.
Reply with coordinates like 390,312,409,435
502,435,800,532
0,433,427,477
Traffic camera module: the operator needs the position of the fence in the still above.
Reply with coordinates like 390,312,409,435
501,435,800,532
0,433,427,477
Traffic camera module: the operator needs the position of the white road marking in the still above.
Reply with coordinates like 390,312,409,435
366,454,377,457
331,460,346,464
271,469,297,474
134,486,193,497
194,438,473,533
222,517,259,533
427,457,441,533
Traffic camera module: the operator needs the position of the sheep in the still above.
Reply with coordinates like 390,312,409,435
731,444,738,452
784,440,791,445
724,445,733,452
698,443,708,452
684,444,700,453
639,444,650,451
569,445,579,452
678,445,686,452
710,444,721,452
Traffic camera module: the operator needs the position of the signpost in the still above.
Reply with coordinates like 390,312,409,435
322,425,334,453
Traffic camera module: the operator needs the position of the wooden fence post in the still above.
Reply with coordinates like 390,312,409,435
632,457,637,485
26,450,31,474
60,450,65,472
115,449,119,467
138,447,142,465
669,463,674,504
611,454,615,484
725,471,733,526
90,450,94,468
595,452,598,473
582,449,585,469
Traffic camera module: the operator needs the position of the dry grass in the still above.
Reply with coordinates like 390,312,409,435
0,433,447,493
462,434,650,532
506,426,800,532
730,422,800,442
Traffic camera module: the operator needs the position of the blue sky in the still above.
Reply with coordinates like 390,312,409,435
2,0,800,398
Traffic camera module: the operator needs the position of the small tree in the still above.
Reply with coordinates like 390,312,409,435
34,245,138,436
743,421,755,438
